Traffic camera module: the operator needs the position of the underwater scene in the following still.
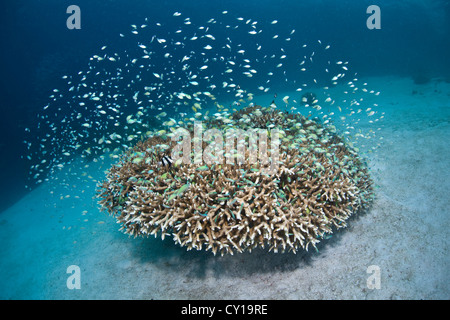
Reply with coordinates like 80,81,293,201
0,0,449,300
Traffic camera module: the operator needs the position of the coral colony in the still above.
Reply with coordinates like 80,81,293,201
25,11,379,255
97,105,374,255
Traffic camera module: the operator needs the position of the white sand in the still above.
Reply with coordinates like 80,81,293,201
0,76,449,299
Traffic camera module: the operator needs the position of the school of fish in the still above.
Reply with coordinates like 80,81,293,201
23,10,384,188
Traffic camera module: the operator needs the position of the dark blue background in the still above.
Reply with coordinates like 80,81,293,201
0,0,449,212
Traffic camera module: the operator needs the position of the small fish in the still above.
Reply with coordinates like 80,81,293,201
270,100,277,108
160,155,173,167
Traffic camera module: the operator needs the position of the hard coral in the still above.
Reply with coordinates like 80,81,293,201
97,105,373,255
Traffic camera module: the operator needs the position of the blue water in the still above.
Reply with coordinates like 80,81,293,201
0,0,449,299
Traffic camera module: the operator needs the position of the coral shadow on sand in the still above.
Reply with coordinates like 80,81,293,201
126,205,371,280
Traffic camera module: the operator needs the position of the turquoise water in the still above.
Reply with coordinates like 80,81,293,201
0,0,449,300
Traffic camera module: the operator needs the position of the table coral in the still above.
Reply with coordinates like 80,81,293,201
97,105,373,255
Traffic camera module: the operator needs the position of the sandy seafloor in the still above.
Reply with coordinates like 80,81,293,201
0,76,449,300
